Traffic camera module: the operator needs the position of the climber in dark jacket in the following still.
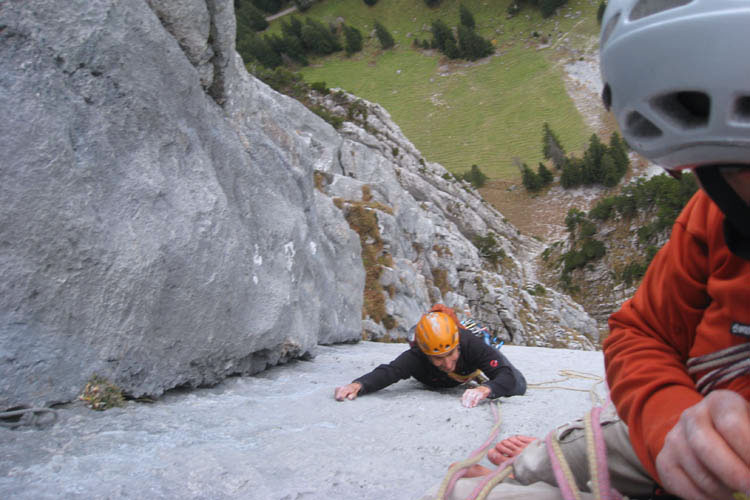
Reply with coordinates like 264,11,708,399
334,306,526,408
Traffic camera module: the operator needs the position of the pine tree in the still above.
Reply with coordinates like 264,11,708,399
236,2,269,32
539,0,567,18
458,25,493,61
522,163,542,192
608,131,629,177
374,21,395,49
237,33,282,68
582,133,605,184
560,157,583,188
293,0,315,11
343,24,363,55
281,16,303,40
601,152,620,187
251,0,282,14
301,18,342,55
459,4,476,29
538,162,554,186
463,164,488,188
266,33,308,66
542,122,566,168
443,35,460,59
430,19,455,54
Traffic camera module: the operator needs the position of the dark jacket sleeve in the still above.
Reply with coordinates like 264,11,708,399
352,349,421,395
461,332,526,398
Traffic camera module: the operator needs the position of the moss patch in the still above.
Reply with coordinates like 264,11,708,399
80,375,125,411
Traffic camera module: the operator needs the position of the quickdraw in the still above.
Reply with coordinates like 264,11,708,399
460,318,504,351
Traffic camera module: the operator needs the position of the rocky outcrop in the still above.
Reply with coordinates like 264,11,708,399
0,0,363,408
310,91,598,348
538,197,672,327
0,0,597,409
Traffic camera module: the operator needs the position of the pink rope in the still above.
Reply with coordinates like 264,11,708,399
444,403,503,497
545,431,579,500
590,406,623,500
466,456,517,500
443,468,468,497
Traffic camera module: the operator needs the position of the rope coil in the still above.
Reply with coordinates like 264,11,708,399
687,343,750,395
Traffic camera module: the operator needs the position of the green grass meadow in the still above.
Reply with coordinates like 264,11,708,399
266,0,601,180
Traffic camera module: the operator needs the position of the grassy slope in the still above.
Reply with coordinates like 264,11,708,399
267,0,601,180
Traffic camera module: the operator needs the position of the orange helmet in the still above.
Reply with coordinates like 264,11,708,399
415,312,459,356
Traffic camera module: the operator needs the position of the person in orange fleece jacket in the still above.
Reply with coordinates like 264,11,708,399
423,1,750,499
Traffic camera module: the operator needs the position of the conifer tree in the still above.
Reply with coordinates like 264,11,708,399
542,122,566,168
265,33,308,66
538,162,554,186
281,16,303,40
301,18,342,55
238,33,282,68
463,164,488,188
459,4,476,29
601,152,620,187
458,25,493,60
539,0,567,17
251,0,282,14
430,19,455,54
608,131,629,176
237,2,269,32
343,24,363,55
294,0,315,11
374,20,395,49
560,156,584,188
443,35,460,59
522,163,542,192
582,133,605,184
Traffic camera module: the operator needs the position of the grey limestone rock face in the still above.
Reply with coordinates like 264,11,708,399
311,91,599,346
0,0,363,408
0,0,597,410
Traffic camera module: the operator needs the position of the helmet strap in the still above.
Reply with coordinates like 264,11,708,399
695,166,750,260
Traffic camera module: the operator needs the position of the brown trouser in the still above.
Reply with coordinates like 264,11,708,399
422,405,655,500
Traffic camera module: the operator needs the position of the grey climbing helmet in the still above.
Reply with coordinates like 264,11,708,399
599,0,750,170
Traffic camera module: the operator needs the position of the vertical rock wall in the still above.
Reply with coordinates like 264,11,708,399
0,0,364,408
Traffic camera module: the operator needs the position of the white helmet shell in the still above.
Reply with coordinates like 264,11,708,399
599,0,750,170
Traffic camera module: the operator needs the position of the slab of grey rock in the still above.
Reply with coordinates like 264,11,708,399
0,0,364,408
0,343,607,500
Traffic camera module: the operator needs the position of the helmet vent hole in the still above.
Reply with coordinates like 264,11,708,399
601,84,612,111
652,91,710,129
626,112,662,139
600,12,620,46
734,96,750,124
629,0,693,21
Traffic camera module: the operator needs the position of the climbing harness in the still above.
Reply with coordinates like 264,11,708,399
446,368,489,385
687,343,750,395
0,406,58,429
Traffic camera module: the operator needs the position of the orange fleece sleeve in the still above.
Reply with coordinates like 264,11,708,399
603,192,710,482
